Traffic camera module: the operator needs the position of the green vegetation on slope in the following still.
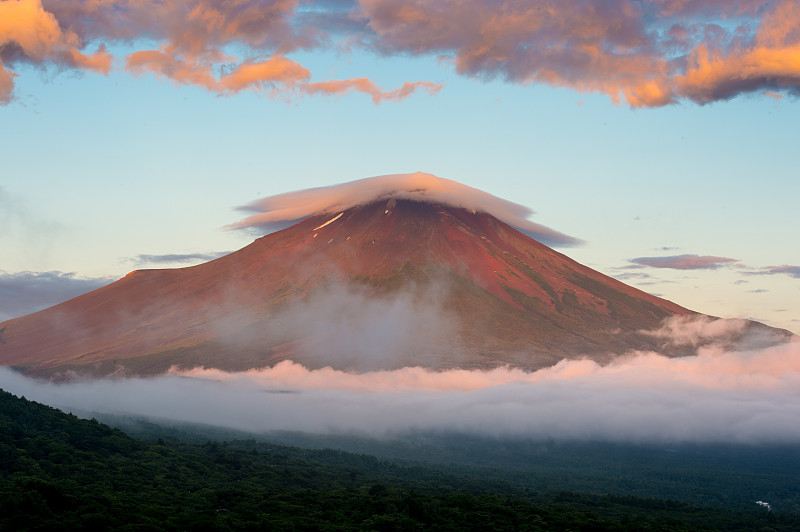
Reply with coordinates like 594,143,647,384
2,389,797,531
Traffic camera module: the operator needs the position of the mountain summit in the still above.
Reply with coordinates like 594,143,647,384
0,180,791,377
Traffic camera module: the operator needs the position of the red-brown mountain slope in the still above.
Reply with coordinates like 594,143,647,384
0,199,786,377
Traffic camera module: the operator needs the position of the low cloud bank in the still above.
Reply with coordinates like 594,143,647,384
1,317,797,444
230,172,580,247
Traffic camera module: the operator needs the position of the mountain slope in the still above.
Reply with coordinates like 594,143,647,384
0,199,788,376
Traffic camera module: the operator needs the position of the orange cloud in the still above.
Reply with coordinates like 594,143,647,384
0,0,110,102
359,0,800,106
126,51,314,94
672,0,800,102
678,43,800,103
220,56,311,93
4,0,800,106
126,49,219,90
360,0,675,106
304,78,443,103
0,60,16,104
3,0,438,104
125,50,439,102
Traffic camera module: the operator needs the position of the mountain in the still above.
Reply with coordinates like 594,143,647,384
0,198,790,377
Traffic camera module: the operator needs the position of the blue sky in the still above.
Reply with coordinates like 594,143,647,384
2,0,799,332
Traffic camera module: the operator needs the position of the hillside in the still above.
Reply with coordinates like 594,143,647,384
2,199,789,378
2,388,797,531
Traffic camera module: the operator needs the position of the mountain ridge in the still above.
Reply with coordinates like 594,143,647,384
0,198,791,377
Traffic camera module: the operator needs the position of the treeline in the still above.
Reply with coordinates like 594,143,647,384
112,417,800,513
1,389,797,531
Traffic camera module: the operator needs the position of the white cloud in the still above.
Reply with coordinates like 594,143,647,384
1,318,797,444
229,172,581,247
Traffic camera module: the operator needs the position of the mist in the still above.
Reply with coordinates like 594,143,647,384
1,317,798,445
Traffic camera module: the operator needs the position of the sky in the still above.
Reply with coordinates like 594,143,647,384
1,0,799,335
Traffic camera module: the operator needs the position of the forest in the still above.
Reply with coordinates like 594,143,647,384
2,388,798,531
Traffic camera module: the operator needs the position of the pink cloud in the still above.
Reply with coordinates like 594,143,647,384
174,330,799,395
229,172,581,247
746,265,800,279
630,254,738,270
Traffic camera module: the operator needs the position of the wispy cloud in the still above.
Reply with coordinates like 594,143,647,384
630,254,738,270
0,271,114,322
129,252,230,266
745,265,800,279
3,0,800,106
612,272,653,280
228,172,581,247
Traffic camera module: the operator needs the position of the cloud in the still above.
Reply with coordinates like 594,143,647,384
228,172,581,247
640,314,748,347
264,282,463,371
124,49,442,102
4,0,800,106
303,78,444,104
675,1,800,104
130,252,230,266
0,271,114,322
612,272,653,280
358,0,800,106
630,254,738,270
2,0,440,105
1,318,797,444
0,0,110,103
746,265,800,279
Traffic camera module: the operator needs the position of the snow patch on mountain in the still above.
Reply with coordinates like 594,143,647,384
313,212,343,231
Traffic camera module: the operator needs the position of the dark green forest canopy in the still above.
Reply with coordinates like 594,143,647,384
1,388,797,531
